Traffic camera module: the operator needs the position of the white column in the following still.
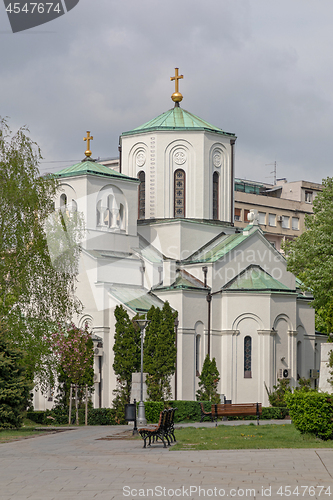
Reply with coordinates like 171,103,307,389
221,330,239,402
258,329,277,405
288,330,298,389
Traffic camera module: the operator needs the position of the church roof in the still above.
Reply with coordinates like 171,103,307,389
183,229,253,264
122,106,236,137
54,160,138,182
108,285,165,313
222,265,295,293
152,269,208,292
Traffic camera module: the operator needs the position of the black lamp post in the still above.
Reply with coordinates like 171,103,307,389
174,316,179,400
134,316,150,426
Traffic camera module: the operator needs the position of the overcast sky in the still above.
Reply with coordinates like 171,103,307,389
1,0,333,184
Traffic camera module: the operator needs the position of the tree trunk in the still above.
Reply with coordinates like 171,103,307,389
69,384,73,425
75,384,79,425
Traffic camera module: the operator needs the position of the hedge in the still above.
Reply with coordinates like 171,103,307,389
138,401,289,423
27,401,289,426
27,408,117,426
285,392,333,440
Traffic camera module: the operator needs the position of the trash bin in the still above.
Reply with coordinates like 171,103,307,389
125,403,136,422
125,400,138,435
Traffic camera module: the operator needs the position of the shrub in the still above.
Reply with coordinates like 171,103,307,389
27,408,117,426
87,408,116,425
265,379,291,407
285,391,333,440
141,401,164,423
170,400,211,423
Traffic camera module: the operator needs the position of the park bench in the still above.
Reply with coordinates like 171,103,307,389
139,408,177,448
213,403,262,426
199,402,262,426
199,402,214,422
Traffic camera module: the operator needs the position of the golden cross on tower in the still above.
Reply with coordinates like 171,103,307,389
170,68,183,103
83,131,93,158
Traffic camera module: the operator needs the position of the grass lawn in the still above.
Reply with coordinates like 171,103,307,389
172,424,333,450
0,427,43,443
0,418,70,443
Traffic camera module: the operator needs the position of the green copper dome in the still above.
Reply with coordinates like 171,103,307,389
122,106,235,137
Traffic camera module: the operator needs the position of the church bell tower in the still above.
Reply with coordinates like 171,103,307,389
120,69,236,224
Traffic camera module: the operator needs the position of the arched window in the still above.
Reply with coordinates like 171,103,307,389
174,169,185,218
60,193,67,209
213,172,219,220
196,335,201,376
244,336,252,378
138,171,145,219
96,200,102,226
118,204,125,230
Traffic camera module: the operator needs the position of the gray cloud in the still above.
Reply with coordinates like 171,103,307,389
1,0,333,184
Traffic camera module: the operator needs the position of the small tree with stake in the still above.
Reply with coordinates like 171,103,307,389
48,323,94,425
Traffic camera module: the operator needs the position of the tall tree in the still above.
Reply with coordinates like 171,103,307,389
113,306,140,401
0,118,82,387
285,177,333,335
143,302,177,401
196,354,220,403
0,323,32,428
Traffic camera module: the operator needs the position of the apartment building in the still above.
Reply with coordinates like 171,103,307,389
234,178,322,252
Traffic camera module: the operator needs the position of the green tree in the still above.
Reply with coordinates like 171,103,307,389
143,302,177,401
0,323,32,428
196,354,220,403
285,177,333,337
112,306,140,421
0,118,82,387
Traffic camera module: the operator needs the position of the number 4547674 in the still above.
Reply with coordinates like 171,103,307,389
277,486,331,496
6,3,61,14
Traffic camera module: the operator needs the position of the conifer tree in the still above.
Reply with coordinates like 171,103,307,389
143,302,177,401
112,306,140,403
0,324,32,428
196,354,220,403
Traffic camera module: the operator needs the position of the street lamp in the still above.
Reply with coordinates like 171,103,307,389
174,316,179,400
134,316,150,426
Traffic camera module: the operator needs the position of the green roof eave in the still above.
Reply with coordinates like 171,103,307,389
122,125,235,137
183,233,249,264
55,160,139,183
222,289,297,295
153,283,209,292
122,107,236,138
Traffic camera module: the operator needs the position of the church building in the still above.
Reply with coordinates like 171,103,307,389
34,69,323,410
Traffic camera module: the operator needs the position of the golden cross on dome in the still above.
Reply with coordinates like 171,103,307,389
83,131,93,158
170,68,183,103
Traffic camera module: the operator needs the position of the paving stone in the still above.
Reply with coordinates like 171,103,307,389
0,426,332,500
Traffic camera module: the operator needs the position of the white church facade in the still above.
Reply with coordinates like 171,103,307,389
34,70,325,410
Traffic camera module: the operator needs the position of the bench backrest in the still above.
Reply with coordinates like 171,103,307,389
212,403,262,415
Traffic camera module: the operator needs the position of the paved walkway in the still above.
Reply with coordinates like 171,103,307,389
0,425,332,500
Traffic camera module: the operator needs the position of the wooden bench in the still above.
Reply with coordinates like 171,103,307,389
212,403,262,426
199,402,213,422
139,408,177,448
